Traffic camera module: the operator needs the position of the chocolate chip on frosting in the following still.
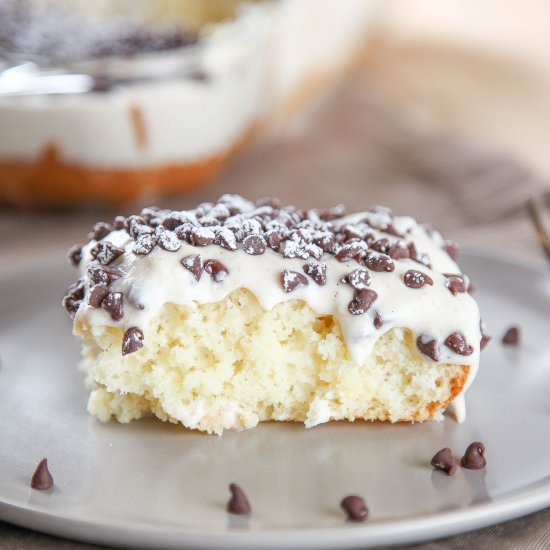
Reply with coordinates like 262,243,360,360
444,332,474,356
122,327,144,355
67,244,82,267
88,222,112,241
204,259,229,282
443,241,459,261
88,284,110,308
417,334,439,361
157,230,181,252
388,241,410,260
340,495,368,522
364,251,395,272
90,241,124,265
444,273,467,295
403,269,433,289
374,311,383,329
303,262,327,285
461,442,486,469
113,215,126,230
344,268,371,290
348,289,378,315
62,279,85,318
281,270,309,293
480,320,491,351
227,483,251,515
502,326,520,346
30,458,54,490
431,448,457,476
189,226,215,247
133,234,156,256
88,265,124,285
181,254,203,282
101,291,124,321
215,227,238,251
243,234,266,255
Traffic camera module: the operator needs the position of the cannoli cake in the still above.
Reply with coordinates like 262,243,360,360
63,195,483,434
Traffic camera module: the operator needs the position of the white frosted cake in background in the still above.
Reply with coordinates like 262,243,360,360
0,0,381,207
63,194,486,435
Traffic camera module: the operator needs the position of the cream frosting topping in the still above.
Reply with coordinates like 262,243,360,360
64,194,482,423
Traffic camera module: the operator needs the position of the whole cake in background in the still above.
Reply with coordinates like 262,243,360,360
0,0,380,206
63,194,484,435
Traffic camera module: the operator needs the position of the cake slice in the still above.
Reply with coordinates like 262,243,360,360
63,194,483,434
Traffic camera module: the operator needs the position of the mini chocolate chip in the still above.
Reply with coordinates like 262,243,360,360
344,268,371,290
243,234,266,255
281,270,309,293
388,242,410,260
181,254,203,282
480,320,491,351
502,326,520,346
30,458,53,490
265,229,282,250
443,241,459,261
67,244,82,267
340,495,368,522
158,230,181,252
215,227,237,251
317,234,336,253
189,227,215,247
403,269,434,289
162,216,182,231
124,215,151,238
113,215,126,230
444,332,474,356
204,259,229,282
122,327,144,355
336,241,368,262
417,335,439,361
461,442,486,469
256,196,281,209
303,263,327,285
101,292,124,321
88,265,124,285
348,289,378,315
431,448,457,475
371,238,391,254
317,204,346,221
365,251,395,272
227,483,251,515
88,221,112,241
62,279,85,318
88,285,110,308
133,234,156,255
384,224,402,237
90,242,124,265
374,311,383,329
445,274,467,295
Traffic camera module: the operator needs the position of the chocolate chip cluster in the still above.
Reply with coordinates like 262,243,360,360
63,194,481,358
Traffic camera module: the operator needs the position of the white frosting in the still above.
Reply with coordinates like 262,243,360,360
74,205,481,420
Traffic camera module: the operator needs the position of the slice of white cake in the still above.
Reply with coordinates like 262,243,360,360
63,194,484,434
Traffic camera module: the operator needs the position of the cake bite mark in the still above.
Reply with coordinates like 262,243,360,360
303,262,327,285
204,259,229,282
348,289,378,315
227,483,251,515
181,255,203,282
444,274,467,295
90,242,124,265
122,327,144,355
431,448,457,475
101,292,124,321
444,332,474,356
461,442,486,469
340,495,368,522
403,269,433,289
129,104,148,150
281,270,308,293
417,335,439,361
30,458,54,490
502,326,520,346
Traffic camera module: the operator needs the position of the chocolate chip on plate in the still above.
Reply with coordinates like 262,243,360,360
227,483,251,515
444,332,474,356
461,442,487,470
341,495,368,522
348,289,378,315
101,292,124,321
431,448,457,476
30,458,54,490
122,327,144,356
204,259,229,282
502,326,520,346
281,270,309,293
403,269,433,289
417,335,439,361
181,254,203,282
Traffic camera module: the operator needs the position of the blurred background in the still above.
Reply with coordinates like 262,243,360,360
1,0,549,265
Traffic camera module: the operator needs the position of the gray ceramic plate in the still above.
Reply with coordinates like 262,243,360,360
1,250,549,549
